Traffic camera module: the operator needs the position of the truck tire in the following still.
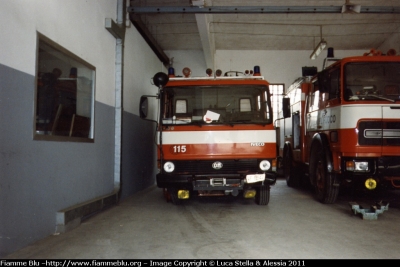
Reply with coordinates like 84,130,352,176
168,188,182,205
309,141,339,204
255,185,270,205
283,145,299,187
163,188,171,202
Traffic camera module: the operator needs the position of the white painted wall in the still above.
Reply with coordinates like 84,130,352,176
165,50,207,77
378,32,400,55
0,0,170,257
0,0,116,107
124,28,167,116
0,0,122,257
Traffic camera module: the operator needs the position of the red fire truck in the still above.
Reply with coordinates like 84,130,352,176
140,66,277,205
279,49,400,203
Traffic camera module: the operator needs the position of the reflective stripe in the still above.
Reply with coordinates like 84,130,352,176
158,130,276,145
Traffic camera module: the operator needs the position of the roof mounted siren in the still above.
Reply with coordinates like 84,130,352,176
244,69,254,76
387,49,397,56
327,47,334,58
253,66,261,76
168,57,175,77
168,67,175,78
182,67,191,78
363,48,397,56
323,47,340,69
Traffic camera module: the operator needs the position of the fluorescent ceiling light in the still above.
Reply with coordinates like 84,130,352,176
310,39,327,60
342,1,361,13
191,0,204,7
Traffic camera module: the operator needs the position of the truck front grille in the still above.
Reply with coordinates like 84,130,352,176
172,159,259,175
358,121,400,146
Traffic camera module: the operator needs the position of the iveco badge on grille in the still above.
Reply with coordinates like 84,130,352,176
212,161,223,169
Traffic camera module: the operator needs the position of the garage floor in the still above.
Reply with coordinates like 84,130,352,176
4,179,400,259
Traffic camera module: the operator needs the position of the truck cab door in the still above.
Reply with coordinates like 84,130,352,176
382,106,400,154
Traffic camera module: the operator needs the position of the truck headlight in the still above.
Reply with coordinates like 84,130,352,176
346,161,369,172
163,161,175,173
355,162,369,172
259,160,271,171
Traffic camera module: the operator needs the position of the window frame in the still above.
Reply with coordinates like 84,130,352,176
269,83,284,122
34,33,95,143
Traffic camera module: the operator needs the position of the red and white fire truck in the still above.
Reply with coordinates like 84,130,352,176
279,49,400,203
140,66,277,205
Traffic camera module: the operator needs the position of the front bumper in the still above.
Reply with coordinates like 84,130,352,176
156,172,277,190
341,156,400,189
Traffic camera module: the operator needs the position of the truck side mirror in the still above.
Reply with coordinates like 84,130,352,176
282,98,291,118
139,96,148,119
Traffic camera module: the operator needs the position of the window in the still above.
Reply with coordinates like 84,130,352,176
318,67,340,101
344,62,400,102
239,98,251,112
35,34,95,141
307,82,320,112
329,68,340,100
175,100,187,113
161,85,273,125
269,84,284,122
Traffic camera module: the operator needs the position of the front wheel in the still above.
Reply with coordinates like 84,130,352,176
167,187,183,205
309,141,339,204
255,185,270,205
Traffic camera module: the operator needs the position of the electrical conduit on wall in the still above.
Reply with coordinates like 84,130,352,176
114,0,126,195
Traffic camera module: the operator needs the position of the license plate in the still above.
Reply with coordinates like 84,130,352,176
246,173,265,183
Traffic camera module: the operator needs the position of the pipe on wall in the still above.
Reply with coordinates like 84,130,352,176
114,0,126,194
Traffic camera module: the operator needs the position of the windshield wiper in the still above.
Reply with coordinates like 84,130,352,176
362,94,396,103
224,120,270,126
189,120,203,127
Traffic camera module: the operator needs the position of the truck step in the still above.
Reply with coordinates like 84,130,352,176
349,201,389,220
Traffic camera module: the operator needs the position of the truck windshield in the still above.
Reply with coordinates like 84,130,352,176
344,62,400,102
161,85,273,125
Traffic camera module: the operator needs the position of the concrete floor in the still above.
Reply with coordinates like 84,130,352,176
4,178,400,259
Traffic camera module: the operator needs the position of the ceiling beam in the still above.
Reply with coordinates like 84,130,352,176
127,6,400,14
195,14,214,69
129,14,170,66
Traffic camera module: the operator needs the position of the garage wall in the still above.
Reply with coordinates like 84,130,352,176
0,0,162,257
165,50,207,77
378,32,400,55
121,23,166,199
